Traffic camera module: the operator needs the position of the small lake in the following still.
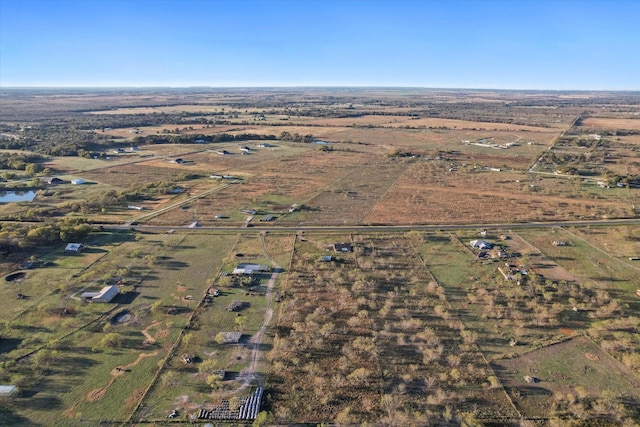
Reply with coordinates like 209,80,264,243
0,190,37,203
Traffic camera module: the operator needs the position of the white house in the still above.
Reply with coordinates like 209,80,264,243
232,264,270,275
470,240,493,250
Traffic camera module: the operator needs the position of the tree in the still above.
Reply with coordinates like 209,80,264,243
253,411,272,427
94,333,123,351
25,163,41,176
206,374,222,390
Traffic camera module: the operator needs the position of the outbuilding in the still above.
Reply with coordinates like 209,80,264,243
0,385,17,397
232,264,270,275
81,285,119,303
65,243,84,254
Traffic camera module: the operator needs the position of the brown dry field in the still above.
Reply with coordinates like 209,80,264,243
387,117,562,132
148,149,369,225
72,132,636,227
602,146,640,175
581,117,640,130
79,163,198,188
362,163,634,225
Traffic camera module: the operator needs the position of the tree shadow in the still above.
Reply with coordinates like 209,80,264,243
0,405,39,426
116,291,140,304
0,338,22,354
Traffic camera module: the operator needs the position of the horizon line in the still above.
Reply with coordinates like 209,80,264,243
1,85,640,93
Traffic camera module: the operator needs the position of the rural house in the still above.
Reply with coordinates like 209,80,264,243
71,178,86,185
333,243,352,253
470,240,493,250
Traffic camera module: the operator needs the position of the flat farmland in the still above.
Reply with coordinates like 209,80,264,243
300,155,408,225
581,117,640,130
148,148,369,225
363,163,636,225
2,89,640,425
386,117,563,132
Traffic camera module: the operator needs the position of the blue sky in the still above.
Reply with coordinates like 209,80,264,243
1,0,638,90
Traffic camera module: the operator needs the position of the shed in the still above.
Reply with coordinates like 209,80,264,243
65,243,84,254
48,177,64,185
0,385,17,397
71,178,86,185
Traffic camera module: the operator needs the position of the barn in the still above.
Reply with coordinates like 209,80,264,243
81,285,119,303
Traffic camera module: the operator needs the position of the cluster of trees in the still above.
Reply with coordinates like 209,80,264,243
0,218,92,255
137,132,277,145
278,132,314,143
0,124,111,156
0,153,50,179
266,236,515,424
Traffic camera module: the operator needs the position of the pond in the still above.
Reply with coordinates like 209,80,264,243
0,190,37,203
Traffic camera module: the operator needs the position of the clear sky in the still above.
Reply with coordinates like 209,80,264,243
1,0,638,90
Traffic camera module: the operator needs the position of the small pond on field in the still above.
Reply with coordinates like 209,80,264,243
0,190,37,203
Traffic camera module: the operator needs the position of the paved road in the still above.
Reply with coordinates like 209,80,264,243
102,217,640,234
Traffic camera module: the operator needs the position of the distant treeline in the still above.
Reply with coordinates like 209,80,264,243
136,132,278,145
0,124,111,156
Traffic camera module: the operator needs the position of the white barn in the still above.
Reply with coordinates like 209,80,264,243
81,285,119,303
232,264,271,275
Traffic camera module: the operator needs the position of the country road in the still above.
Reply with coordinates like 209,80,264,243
101,217,640,234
